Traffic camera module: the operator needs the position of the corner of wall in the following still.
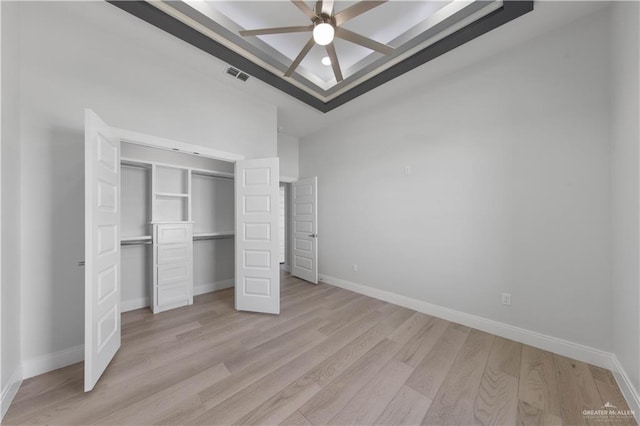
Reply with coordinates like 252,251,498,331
0,363,22,421
277,133,299,181
610,0,640,412
21,345,83,381
611,355,640,423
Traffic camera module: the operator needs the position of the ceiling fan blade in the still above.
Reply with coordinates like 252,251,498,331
334,1,387,26
291,0,318,20
239,25,313,37
321,0,334,15
284,37,316,77
325,43,343,82
334,27,394,55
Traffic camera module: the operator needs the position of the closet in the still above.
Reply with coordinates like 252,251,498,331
84,108,280,391
119,142,235,314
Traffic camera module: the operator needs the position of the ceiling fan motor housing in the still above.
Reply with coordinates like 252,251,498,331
313,13,335,26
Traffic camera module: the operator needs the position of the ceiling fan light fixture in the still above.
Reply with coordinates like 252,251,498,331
313,21,334,46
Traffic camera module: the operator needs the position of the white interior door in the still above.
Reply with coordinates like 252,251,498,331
84,109,121,391
235,158,280,314
291,177,318,284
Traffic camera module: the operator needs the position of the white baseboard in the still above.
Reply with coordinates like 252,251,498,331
22,344,84,380
122,297,150,313
611,355,640,421
319,273,640,419
120,280,235,313
19,281,235,383
194,279,234,296
319,274,614,369
1,364,23,421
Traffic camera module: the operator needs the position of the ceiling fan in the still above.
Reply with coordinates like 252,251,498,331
239,0,394,83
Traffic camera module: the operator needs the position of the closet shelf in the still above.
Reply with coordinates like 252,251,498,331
193,231,235,241
151,221,194,224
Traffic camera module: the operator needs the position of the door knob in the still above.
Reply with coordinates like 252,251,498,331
308,233,318,238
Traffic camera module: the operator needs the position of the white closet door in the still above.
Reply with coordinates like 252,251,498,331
291,177,318,284
235,158,280,314
84,109,121,391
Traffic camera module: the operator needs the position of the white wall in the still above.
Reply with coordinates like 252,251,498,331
1,0,22,417
278,133,299,180
300,9,612,352
611,1,640,397
17,1,277,368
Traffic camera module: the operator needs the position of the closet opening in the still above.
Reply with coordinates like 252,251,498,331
84,109,282,391
119,142,236,314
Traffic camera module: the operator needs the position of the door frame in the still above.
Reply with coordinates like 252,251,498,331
290,177,318,284
85,113,285,392
115,127,245,163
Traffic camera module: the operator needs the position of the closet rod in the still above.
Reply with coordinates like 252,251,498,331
193,235,234,241
121,240,153,246
191,172,234,181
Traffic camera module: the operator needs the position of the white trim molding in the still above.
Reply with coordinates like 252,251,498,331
279,175,297,183
115,127,245,163
319,273,640,420
121,279,234,313
194,279,234,296
611,355,640,421
19,280,234,384
121,297,150,313
318,274,613,368
1,364,22,420
22,345,84,380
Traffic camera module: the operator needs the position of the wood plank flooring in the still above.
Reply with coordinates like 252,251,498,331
4,272,636,425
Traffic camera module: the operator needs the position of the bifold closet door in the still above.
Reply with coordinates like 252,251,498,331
235,158,280,314
84,109,121,392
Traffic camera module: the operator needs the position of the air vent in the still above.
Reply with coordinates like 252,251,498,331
226,67,239,77
225,66,249,82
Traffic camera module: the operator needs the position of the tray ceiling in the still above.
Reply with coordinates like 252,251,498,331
110,1,533,112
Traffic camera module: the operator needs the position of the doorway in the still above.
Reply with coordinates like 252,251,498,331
84,109,281,391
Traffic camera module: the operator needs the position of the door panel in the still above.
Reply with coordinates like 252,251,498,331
84,109,121,391
235,158,280,314
291,177,318,284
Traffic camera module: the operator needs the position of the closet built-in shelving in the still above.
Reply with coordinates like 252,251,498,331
120,151,235,314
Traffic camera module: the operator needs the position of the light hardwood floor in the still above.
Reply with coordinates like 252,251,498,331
4,272,636,426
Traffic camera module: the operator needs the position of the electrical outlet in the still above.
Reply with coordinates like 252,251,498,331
352,264,358,272
501,293,511,306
